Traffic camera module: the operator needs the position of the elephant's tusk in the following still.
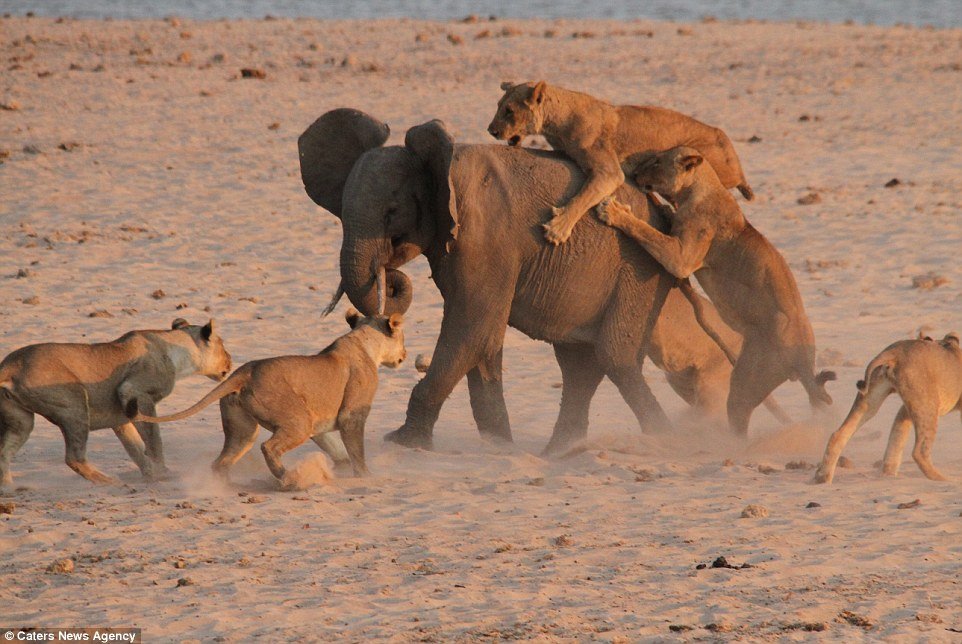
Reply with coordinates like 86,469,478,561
376,266,387,316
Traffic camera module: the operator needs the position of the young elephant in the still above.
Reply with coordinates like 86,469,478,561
0,319,231,487
127,310,406,486
487,80,753,245
597,146,834,435
814,333,962,484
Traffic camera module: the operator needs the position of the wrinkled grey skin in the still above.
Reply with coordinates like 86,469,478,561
299,109,709,454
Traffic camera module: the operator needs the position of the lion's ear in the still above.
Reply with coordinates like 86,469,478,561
943,332,960,346
201,320,215,341
171,318,189,330
500,81,514,91
529,80,547,105
679,154,703,172
387,314,403,335
345,308,362,329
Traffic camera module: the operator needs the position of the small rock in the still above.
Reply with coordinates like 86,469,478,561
267,122,280,130
58,142,81,151
748,135,762,143
572,31,596,38
176,577,194,587
1,100,21,111
0,501,14,514
22,144,41,154
447,33,463,45
676,26,694,36
177,51,191,64
721,458,735,467
896,498,921,510
173,560,187,569
758,464,779,475
210,53,226,63
340,55,358,67
553,534,573,547
838,610,873,629
245,495,267,504
500,26,522,37
837,455,854,468
15,268,32,278
741,504,769,518
797,192,822,205
527,477,545,486
47,558,75,574
711,556,732,568
669,624,694,632
151,289,166,299
474,29,491,39
705,623,732,633
805,501,821,508
884,178,901,188
414,354,432,373
240,67,266,79
21,296,40,305
786,460,814,470
461,14,480,23
88,310,114,318
911,272,948,290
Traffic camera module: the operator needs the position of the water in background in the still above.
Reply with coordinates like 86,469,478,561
1,0,960,27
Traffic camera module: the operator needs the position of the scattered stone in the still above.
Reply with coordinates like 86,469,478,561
786,460,814,470
414,354,432,373
543,29,557,38
0,100,21,111
176,577,194,587
22,144,41,154
210,53,226,63
797,192,822,205
267,122,280,130
838,610,873,629
340,55,358,67
677,26,694,36
21,296,39,305
175,302,189,310
783,622,827,632
173,560,187,569
88,310,114,318
884,178,901,188
748,135,762,143
911,272,948,290
151,289,166,299
915,612,942,624
493,543,512,553
500,26,523,37
572,31,596,38
474,29,491,39
837,455,854,468
805,501,821,508
447,33,463,45
414,32,429,42
245,495,267,504
0,501,14,514
58,142,81,151
741,504,769,518
896,498,921,510
722,458,735,467
553,534,573,547
461,14,480,23
758,464,779,475
668,624,694,632
527,477,545,487
240,67,266,79
177,51,191,64
47,558,75,574
15,268,32,278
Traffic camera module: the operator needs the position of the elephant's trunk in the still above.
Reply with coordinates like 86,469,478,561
340,237,413,316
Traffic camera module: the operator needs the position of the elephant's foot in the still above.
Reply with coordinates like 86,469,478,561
384,426,433,450
541,430,587,459
479,429,513,446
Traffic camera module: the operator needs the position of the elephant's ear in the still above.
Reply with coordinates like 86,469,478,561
298,108,390,218
404,120,459,252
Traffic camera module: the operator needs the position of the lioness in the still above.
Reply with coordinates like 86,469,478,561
814,332,962,484
597,146,833,435
487,80,753,245
0,319,231,487
128,310,406,486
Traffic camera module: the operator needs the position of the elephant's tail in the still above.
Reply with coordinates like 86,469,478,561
678,279,740,365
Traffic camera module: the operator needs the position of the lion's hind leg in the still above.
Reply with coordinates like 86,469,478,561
0,396,34,487
906,404,948,481
813,378,892,484
212,394,259,481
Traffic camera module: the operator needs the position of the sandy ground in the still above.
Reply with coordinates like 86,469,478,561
2,14,962,641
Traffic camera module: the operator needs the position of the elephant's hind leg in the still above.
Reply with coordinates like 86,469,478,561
0,397,34,488
467,348,512,443
543,344,605,457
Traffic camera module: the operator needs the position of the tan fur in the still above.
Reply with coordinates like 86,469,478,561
487,81,753,245
597,146,833,434
814,333,962,483
128,310,406,486
0,319,231,487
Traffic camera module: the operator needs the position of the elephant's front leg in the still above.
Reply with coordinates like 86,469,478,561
385,300,511,450
543,344,606,457
467,347,512,443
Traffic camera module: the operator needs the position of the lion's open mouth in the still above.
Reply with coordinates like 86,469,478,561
508,135,522,146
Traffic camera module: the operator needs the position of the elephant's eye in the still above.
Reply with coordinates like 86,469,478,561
504,107,514,119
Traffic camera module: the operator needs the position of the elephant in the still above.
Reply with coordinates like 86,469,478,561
297,109,758,454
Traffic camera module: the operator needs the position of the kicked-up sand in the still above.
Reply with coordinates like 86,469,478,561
1,14,961,641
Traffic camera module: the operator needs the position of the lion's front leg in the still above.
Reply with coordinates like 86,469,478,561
595,196,635,229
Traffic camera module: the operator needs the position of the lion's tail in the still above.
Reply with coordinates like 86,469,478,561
856,354,897,394
737,183,755,201
127,368,248,424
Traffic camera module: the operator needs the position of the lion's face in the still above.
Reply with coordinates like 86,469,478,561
487,82,546,146
631,147,704,197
